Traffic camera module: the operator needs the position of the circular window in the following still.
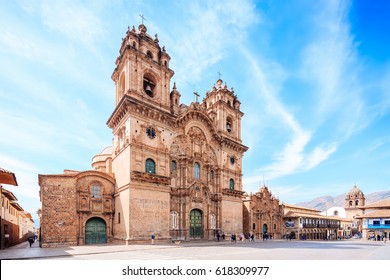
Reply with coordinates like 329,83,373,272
146,127,156,139
230,156,235,164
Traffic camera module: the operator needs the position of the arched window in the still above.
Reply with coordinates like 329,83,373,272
194,162,200,179
171,160,177,172
118,73,125,101
355,200,359,206
229,178,234,190
146,50,153,59
143,74,156,97
226,116,233,133
210,170,214,180
145,158,156,174
91,183,101,199
349,201,353,207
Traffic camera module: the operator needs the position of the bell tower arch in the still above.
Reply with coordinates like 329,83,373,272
111,24,174,112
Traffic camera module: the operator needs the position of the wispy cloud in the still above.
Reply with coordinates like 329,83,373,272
242,1,365,189
161,0,259,91
40,0,106,49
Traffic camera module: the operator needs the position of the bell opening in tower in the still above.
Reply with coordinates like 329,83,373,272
143,77,155,97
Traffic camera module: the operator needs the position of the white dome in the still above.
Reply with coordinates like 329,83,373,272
322,206,346,218
99,146,113,155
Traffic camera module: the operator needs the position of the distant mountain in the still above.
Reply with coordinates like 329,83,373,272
296,190,390,211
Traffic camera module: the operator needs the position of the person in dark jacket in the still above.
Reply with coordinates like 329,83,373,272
28,236,34,247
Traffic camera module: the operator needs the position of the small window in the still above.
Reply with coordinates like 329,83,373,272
355,200,359,206
171,160,177,171
91,184,101,199
226,117,232,133
146,158,156,174
384,220,390,225
373,220,380,225
349,201,353,207
146,50,153,59
194,162,200,179
253,223,256,230
210,170,214,180
118,212,121,224
229,179,234,190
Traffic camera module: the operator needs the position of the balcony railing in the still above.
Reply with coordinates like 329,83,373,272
367,224,390,229
302,223,340,229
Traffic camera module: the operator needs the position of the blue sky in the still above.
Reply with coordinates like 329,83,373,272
1,0,389,226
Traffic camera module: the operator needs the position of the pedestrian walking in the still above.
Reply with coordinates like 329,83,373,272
151,234,155,245
28,236,34,247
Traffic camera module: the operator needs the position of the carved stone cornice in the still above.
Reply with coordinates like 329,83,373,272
221,137,249,153
222,188,245,198
131,171,170,185
171,187,190,197
107,95,175,129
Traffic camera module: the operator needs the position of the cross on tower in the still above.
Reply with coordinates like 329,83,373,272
139,14,147,24
194,91,200,103
217,71,222,80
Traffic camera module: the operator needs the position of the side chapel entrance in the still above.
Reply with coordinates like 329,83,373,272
190,209,203,239
85,217,107,244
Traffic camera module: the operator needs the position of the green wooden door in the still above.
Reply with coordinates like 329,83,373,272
262,224,268,234
85,217,107,244
190,209,203,239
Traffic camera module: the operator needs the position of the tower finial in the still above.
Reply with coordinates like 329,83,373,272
194,91,200,103
139,14,147,25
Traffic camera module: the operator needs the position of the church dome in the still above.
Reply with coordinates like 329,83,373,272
348,185,363,196
345,185,365,202
99,146,113,155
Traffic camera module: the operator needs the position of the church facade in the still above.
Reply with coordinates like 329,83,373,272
39,23,248,247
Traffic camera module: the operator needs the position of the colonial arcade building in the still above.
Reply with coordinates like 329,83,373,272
39,23,248,247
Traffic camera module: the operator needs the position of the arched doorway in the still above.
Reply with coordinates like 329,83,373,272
190,209,203,239
85,217,107,244
262,224,268,234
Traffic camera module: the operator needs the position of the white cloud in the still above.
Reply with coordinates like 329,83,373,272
238,2,366,193
162,0,259,90
40,0,106,49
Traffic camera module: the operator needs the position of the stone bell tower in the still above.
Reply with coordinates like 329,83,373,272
107,22,176,243
345,185,365,235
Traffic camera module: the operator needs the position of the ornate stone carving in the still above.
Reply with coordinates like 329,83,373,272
131,170,170,185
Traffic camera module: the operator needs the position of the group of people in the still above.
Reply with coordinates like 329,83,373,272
369,235,387,242
216,232,255,242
